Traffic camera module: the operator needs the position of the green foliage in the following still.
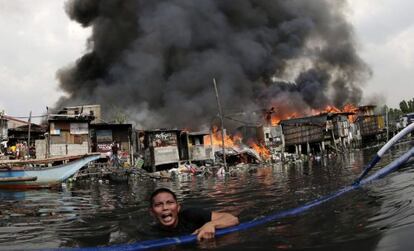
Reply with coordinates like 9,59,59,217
382,98,413,123
399,98,414,113
388,107,403,122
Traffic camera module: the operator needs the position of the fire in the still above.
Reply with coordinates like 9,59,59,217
343,103,358,113
308,104,359,122
271,112,298,126
343,103,358,122
311,105,341,115
204,126,242,147
249,142,271,160
204,127,271,160
324,105,341,113
270,103,359,125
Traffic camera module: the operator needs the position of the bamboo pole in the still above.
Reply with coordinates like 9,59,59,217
213,78,227,172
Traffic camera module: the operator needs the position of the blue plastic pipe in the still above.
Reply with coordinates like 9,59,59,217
353,122,414,184
46,145,414,251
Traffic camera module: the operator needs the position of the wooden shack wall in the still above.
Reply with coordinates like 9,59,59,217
143,131,182,169
357,115,385,136
282,125,324,146
49,121,90,157
334,120,350,138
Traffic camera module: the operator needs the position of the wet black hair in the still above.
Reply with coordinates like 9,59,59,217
149,188,177,206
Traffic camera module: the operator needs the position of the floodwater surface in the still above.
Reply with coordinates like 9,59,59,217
1,142,414,251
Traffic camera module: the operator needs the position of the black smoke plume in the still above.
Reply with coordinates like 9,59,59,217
56,0,371,129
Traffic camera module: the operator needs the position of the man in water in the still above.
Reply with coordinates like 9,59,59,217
149,188,239,241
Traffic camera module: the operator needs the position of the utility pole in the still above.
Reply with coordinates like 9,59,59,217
27,111,32,146
46,107,50,158
213,78,227,172
385,106,389,141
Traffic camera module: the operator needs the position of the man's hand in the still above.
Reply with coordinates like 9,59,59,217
193,222,216,241
193,211,239,241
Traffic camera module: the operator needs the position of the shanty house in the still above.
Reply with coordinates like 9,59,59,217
280,113,350,154
7,124,46,147
187,131,214,163
137,129,189,172
354,105,386,142
0,113,46,157
36,114,93,158
90,123,133,164
237,124,284,153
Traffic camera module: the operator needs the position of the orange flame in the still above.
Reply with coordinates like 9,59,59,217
249,142,271,160
204,127,271,160
204,127,242,148
271,112,298,126
343,103,358,122
343,103,358,113
324,105,341,113
269,103,359,125
311,105,342,115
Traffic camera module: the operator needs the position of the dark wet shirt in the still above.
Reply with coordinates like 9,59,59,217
156,208,212,236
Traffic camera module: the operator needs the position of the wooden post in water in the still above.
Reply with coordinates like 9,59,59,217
27,111,32,158
213,78,227,172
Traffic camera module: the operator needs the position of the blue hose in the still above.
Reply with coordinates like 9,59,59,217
354,123,414,184
46,145,414,251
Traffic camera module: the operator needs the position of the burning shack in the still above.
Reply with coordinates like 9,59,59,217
137,129,189,172
237,125,284,149
280,113,351,155
237,125,284,161
90,123,133,165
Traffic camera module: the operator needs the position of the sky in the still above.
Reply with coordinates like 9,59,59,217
0,0,413,121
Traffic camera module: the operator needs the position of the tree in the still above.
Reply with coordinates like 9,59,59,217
409,98,414,112
400,100,409,113
388,107,403,122
399,98,414,114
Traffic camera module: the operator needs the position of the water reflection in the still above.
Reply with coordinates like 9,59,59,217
0,142,413,250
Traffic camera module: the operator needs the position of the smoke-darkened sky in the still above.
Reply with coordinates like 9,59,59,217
56,0,371,129
1,0,413,126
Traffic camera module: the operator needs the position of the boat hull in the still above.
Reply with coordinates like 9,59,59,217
0,155,100,189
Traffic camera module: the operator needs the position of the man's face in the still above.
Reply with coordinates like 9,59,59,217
150,192,181,228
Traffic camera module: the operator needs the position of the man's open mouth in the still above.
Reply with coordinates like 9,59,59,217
161,213,173,222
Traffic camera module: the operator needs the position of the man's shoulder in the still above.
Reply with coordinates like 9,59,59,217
180,207,211,222
181,207,206,214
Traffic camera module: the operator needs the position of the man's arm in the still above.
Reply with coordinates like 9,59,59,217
193,211,239,241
